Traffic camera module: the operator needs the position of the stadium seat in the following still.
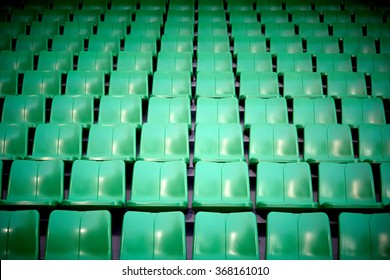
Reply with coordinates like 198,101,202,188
63,21,93,39
73,10,101,26
169,0,195,11
81,0,108,12
316,53,352,73
138,2,165,17
276,53,312,73
192,161,252,212
51,35,84,55
244,97,288,130
233,35,266,57
229,10,258,24
343,36,376,56
304,124,355,163
77,51,112,73
197,35,230,53
10,9,38,24
197,52,232,72
366,23,390,39
193,212,259,260
195,71,235,98
264,23,295,37
45,210,111,260
236,53,273,74
0,22,26,39
323,10,352,24
21,70,61,97
370,72,390,99
108,71,149,99
167,9,194,23
111,0,137,11
152,71,191,98
104,10,133,26
380,37,390,54
354,10,383,24
0,50,33,72
256,162,317,211
29,123,81,161
127,161,188,211
24,0,49,12
341,98,386,127
1,95,45,127
198,10,225,22
327,72,367,98
53,0,79,11
196,97,239,124
239,72,279,99
117,51,152,74
356,54,390,74
0,71,18,96
37,51,73,73
291,10,320,23
29,21,60,38
88,35,120,56
130,21,160,40
332,23,363,38
138,123,189,163
306,36,340,54
266,212,332,260
197,22,228,37
227,0,253,12
298,23,329,38
84,124,136,162
65,70,104,98
314,0,341,11
260,10,289,24
124,35,157,56
0,124,28,160
41,9,69,25
293,98,337,128
338,213,390,260
0,35,11,51
0,210,39,260
358,124,390,163
157,51,193,73
285,0,312,11
50,95,94,128
164,21,194,38
249,124,300,164
0,160,63,207
283,72,323,98
256,0,283,12
120,211,186,260
62,160,125,208
269,36,303,54
96,22,127,40
194,123,244,163
159,35,193,54
98,96,142,128
318,162,382,209
381,163,390,208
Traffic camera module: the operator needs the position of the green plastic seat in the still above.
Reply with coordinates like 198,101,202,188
163,21,194,38
81,0,108,12
0,160,63,207
0,124,27,160
266,212,332,260
194,123,244,163
197,52,232,72
264,23,295,37
227,0,253,12
135,9,163,27
77,51,112,73
53,0,79,11
323,10,352,24
98,96,142,128
380,37,390,54
244,97,288,130
50,95,93,128
283,72,323,98
15,35,47,55
371,72,390,99
229,10,258,24
198,22,227,37
298,23,329,38
130,21,160,40
343,36,376,56
285,0,312,11
249,124,300,164
0,210,39,260
139,0,166,13
233,35,266,57
357,54,390,74
52,35,84,55
193,161,252,212
306,36,340,54
120,211,186,260
147,96,191,129
22,70,61,97
10,9,38,24
139,123,189,163
327,72,367,98
304,124,354,163
103,10,133,26
111,0,137,11
196,97,239,124
277,53,312,73
88,35,120,56
366,23,390,39
291,10,320,23
108,71,149,99
197,10,225,21
41,9,69,25
117,51,152,74
23,0,49,12
318,162,382,209
1,95,45,127
0,22,26,39
239,72,279,99
342,98,386,128
0,35,11,51
316,53,352,73
237,53,273,74
30,21,60,39
62,160,125,208
195,71,235,98
45,210,111,260
339,213,390,260
0,50,33,72
127,161,188,211
193,212,259,260
256,162,317,211
260,10,289,24
270,36,303,54
73,10,101,26
354,10,383,24
65,70,104,99
124,35,157,56
63,21,94,39
332,23,363,38
197,35,230,53
314,0,341,11
255,0,283,11
84,124,136,162
167,9,194,23
169,0,194,11
293,98,337,128
29,123,81,161
37,50,73,73
381,163,390,208
152,71,191,98
359,124,390,163
0,71,18,96
157,51,192,73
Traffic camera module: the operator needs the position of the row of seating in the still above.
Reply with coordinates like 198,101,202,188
1,160,389,210
1,210,389,260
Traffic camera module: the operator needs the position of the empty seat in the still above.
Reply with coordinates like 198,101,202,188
88,35,120,56
50,95,93,128
256,0,283,11
117,51,152,74
160,35,193,54
260,10,288,24
306,36,340,54
73,10,101,26
108,71,148,99
41,9,69,25
193,161,252,212
231,22,261,39
0,22,26,39
270,36,303,54
29,21,60,38
0,124,27,160
130,21,160,40
233,35,266,57
197,22,228,37
120,211,186,260
249,124,300,164
283,72,323,98
104,10,133,26
304,124,354,163
195,71,235,98
0,35,11,51
111,0,137,11
197,35,230,53
291,10,320,23
0,71,18,96
98,96,142,128
196,97,239,124
293,98,337,128
357,53,390,73
127,161,188,211
227,0,253,12
0,210,39,260
380,37,390,54
157,51,192,73
327,72,367,98
298,23,329,38
81,0,108,12
22,70,61,97
193,211,259,260
359,124,390,163
0,51,33,72
63,21,93,39
266,212,332,260
77,51,112,73
198,10,225,21
237,53,273,74
339,213,390,260
197,52,232,72
167,9,194,23
343,36,376,56
51,35,84,55
371,72,390,99
314,0,341,11
45,210,111,260
65,70,104,98
244,97,288,130
256,162,317,211
169,0,194,11
0,160,63,207
1,95,45,127
354,10,383,24
29,123,81,161
139,123,189,163
37,51,73,73
10,9,38,24
316,53,352,73
239,72,279,99
276,53,312,73
147,97,191,129
152,71,191,98
53,0,79,11
323,10,352,24
135,9,163,26
366,23,390,39
318,162,382,209
264,23,295,37
285,0,312,11
15,35,47,55
164,21,194,38
84,124,136,162
62,160,125,208
342,98,386,127
381,163,390,208
332,23,363,38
